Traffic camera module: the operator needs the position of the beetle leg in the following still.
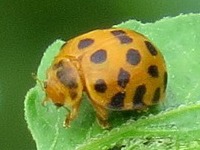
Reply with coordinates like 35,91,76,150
93,104,110,129
63,102,81,128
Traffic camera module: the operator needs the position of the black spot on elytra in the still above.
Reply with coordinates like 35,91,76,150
90,49,107,64
133,85,146,106
117,68,130,88
164,72,168,92
126,49,141,65
111,30,133,44
118,35,133,44
148,65,159,77
110,30,126,36
56,67,78,89
152,87,161,103
145,41,158,56
94,79,107,93
78,38,94,49
109,92,125,109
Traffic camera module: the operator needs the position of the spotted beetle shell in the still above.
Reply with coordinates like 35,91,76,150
44,28,167,127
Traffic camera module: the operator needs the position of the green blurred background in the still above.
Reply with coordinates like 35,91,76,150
0,0,200,149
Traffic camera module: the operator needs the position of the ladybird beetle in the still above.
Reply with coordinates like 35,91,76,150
43,28,167,128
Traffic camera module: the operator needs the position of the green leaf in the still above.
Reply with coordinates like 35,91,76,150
24,14,200,150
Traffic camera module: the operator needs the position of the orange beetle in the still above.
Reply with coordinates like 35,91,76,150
43,28,167,128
